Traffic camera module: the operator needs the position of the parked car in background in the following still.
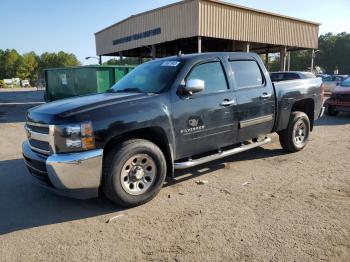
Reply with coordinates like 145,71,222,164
322,75,348,94
270,71,316,82
21,80,30,88
325,76,350,116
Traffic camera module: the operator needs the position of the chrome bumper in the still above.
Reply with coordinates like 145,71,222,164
22,141,103,199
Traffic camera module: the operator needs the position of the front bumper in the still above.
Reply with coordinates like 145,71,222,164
22,141,103,199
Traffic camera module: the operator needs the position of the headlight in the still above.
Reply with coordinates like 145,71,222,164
55,122,95,153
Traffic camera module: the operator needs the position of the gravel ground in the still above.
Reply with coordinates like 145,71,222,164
0,89,349,261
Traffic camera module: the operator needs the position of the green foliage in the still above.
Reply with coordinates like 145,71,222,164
0,79,4,88
39,51,80,72
316,32,350,74
0,50,81,86
0,49,22,79
289,50,312,71
268,55,280,72
16,52,39,84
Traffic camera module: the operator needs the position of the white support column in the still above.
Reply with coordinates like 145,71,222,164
246,42,250,53
265,52,269,69
287,51,291,71
151,45,156,60
310,49,315,73
280,46,287,71
198,36,202,53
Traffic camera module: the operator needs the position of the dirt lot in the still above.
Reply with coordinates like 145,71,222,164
0,89,349,261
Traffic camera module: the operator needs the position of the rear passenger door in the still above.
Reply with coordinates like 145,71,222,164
229,59,275,141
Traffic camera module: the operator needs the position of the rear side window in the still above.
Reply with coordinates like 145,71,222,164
187,61,228,94
230,60,264,88
283,73,300,80
302,72,316,79
270,73,284,82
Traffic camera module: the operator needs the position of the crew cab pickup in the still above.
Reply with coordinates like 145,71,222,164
23,52,324,207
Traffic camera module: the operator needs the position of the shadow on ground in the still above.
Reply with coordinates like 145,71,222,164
167,146,286,186
0,159,120,235
0,146,286,235
315,113,350,127
0,90,44,123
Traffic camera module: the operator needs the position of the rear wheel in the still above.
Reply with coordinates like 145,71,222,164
102,139,167,207
327,105,339,116
278,112,310,153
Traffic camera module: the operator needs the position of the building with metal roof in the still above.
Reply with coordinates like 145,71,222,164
95,0,320,70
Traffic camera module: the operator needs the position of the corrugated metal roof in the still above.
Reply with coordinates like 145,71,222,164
95,0,320,56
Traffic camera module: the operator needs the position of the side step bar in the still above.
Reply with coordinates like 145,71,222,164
174,137,271,170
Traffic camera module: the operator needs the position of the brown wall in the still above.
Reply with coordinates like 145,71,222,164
95,0,199,56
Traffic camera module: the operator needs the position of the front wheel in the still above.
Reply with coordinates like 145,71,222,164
102,139,167,207
278,112,310,153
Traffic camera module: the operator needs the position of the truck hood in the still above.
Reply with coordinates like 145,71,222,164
27,92,150,124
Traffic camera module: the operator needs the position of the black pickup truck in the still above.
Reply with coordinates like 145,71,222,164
23,52,324,207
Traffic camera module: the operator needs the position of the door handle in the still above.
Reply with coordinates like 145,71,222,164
220,99,235,107
260,93,272,99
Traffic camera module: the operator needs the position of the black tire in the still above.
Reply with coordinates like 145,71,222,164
102,139,167,207
326,105,339,116
278,112,310,153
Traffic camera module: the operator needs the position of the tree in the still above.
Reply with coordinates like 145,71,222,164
39,51,80,74
315,32,350,74
104,57,146,66
1,49,22,79
16,52,39,84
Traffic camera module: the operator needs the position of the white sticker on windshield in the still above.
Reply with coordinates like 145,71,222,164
161,61,180,67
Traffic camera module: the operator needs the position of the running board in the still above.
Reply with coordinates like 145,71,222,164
174,137,271,170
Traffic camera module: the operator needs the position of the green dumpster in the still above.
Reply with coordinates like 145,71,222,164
44,65,135,102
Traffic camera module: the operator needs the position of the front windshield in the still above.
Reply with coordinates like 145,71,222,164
341,77,350,87
110,60,182,93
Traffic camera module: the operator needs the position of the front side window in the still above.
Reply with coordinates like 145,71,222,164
187,61,228,94
230,60,264,88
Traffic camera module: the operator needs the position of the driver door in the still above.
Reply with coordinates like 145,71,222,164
171,59,239,159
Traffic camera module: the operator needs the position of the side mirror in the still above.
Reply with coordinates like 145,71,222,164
336,82,340,86
184,79,205,95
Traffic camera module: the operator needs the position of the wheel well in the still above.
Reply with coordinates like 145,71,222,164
103,127,173,176
291,99,315,130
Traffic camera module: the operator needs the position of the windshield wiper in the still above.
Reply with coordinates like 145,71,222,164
116,88,143,93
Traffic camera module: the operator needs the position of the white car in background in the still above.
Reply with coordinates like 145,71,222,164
322,75,348,93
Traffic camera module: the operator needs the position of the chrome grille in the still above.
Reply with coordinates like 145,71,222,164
25,122,54,155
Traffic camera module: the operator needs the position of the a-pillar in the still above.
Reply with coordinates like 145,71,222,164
280,46,287,71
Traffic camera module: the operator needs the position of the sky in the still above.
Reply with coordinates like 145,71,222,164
1,0,349,65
